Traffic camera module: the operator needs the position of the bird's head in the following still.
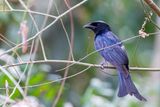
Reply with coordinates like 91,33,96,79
83,20,111,34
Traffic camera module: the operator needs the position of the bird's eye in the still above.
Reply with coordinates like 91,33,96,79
92,23,98,26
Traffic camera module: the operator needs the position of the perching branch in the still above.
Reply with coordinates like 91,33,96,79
144,0,160,17
2,59,160,71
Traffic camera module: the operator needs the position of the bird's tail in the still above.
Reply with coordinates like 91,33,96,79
117,66,147,101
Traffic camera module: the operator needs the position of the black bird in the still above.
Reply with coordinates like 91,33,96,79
84,20,147,101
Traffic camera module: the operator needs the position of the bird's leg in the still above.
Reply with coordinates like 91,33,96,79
100,60,108,69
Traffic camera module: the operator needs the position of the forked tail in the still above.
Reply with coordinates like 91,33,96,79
117,67,147,101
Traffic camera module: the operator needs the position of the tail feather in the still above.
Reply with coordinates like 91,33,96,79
117,68,147,101
118,72,127,97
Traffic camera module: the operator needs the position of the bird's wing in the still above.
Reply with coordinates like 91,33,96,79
103,45,129,65
94,34,128,66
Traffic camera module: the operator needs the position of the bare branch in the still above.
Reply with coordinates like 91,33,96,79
4,0,13,10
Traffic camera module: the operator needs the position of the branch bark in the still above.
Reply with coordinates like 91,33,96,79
144,0,160,17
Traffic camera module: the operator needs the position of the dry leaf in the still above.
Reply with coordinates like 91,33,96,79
18,20,29,53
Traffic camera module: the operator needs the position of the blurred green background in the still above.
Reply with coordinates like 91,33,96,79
0,0,160,107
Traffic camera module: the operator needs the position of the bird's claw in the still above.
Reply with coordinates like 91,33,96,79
100,61,106,70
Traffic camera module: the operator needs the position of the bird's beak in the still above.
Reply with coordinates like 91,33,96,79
83,23,95,29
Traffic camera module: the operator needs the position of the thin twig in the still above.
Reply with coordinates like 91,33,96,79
4,0,13,10
0,34,17,46
38,0,55,61
52,0,74,106
8,63,30,99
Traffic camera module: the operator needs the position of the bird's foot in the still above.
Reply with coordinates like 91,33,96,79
100,61,107,70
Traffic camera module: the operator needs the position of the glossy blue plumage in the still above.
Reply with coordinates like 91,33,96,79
84,21,147,101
